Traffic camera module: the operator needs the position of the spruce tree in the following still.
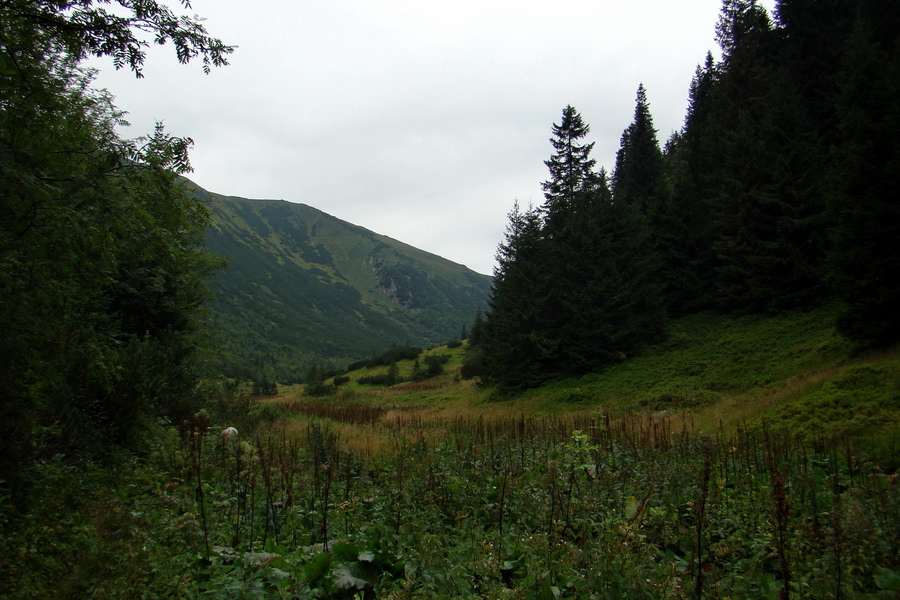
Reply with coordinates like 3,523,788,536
536,105,602,377
481,105,668,386
775,0,853,143
666,53,724,314
827,13,900,345
469,309,485,346
541,105,597,231
480,202,546,388
659,131,708,315
613,84,687,315
551,170,665,374
708,0,826,311
613,84,664,218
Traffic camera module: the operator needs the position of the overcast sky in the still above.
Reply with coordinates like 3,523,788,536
89,0,776,276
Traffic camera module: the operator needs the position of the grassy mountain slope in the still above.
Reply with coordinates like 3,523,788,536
272,305,899,465
191,185,492,381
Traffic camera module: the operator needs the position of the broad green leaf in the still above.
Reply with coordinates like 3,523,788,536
875,567,900,590
331,542,360,563
333,565,369,591
625,495,640,520
302,553,332,584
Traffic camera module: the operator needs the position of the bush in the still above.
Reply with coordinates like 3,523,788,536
305,381,336,397
251,377,277,396
461,347,485,380
358,374,393,386
410,354,451,381
348,345,423,371
347,358,369,371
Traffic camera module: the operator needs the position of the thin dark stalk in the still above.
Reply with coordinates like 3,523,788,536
497,468,508,566
321,454,333,550
692,448,712,600
189,412,211,565
772,474,791,600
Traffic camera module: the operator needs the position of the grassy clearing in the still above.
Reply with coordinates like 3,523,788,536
275,305,896,462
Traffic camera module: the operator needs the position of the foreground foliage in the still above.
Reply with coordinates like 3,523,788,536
0,0,230,500
4,406,897,599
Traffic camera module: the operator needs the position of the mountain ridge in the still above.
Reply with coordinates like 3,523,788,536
190,183,493,382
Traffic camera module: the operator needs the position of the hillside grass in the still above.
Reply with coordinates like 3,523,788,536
270,304,898,463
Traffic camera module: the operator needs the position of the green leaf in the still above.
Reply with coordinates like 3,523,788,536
330,542,360,563
302,552,332,585
875,567,900,590
333,564,369,591
625,495,640,520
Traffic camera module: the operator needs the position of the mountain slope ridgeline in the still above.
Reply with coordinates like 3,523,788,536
193,185,492,382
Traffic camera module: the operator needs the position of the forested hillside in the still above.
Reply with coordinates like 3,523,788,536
469,0,900,389
196,190,491,383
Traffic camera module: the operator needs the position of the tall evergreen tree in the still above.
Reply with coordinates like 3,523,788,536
536,105,602,375
827,10,900,345
551,170,665,374
665,53,725,314
480,202,546,388
541,105,597,231
659,131,707,315
468,309,485,346
481,106,666,387
613,84,664,218
613,84,689,315
708,0,826,311
774,0,853,143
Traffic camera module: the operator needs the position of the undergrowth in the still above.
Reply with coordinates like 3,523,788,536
520,306,852,413
4,409,898,599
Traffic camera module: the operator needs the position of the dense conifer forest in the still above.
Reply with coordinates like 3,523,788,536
468,0,900,389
